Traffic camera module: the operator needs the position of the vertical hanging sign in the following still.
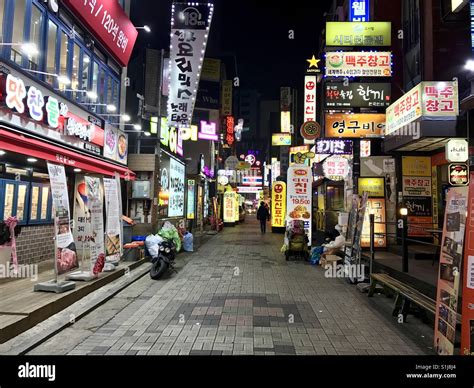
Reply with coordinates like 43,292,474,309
168,3,214,127
349,0,370,21
104,177,122,264
287,166,312,244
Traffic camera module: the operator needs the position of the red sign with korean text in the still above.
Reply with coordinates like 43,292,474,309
61,0,138,66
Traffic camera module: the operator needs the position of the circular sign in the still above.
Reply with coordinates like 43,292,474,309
322,156,350,181
274,183,284,194
225,156,239,170
218,175,229,185
245,154,256,166
300,121,321,141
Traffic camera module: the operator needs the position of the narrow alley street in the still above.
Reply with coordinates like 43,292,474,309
28,217,428,356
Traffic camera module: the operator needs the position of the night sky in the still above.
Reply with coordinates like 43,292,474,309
131,1,332,99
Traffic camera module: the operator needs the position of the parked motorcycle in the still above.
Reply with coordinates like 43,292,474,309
150,239,176,280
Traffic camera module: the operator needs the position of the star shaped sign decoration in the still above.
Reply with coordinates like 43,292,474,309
306,55,320,69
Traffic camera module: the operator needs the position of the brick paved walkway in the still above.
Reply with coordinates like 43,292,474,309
29,218,428,356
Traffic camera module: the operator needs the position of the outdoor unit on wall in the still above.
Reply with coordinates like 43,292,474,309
132,180,151,199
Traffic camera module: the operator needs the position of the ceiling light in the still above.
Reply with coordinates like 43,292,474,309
122,114,131,122
57,75,71,85
133,124,142,130
0,150,5,155
465,59,474,71
73,168,82,172
144,25,151,33
21,42,39,56
27,158,38,163
106,104,117,112
144,132,151,137
86,91,98,100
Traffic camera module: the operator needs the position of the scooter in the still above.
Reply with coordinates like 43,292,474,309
150,239,176,280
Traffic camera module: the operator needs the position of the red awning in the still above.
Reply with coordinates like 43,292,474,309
0,127,135,180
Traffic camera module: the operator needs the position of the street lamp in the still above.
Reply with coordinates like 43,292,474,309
136,25,151,33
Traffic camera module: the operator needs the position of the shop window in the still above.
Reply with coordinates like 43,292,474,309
0,180,29,224
27,4,43,71
30,185,39,220
58,30,69,91
81,52,91,102
10,0,27,65
98,67,106,114
30,183,51,223
46,20,58,85
91,60,100,112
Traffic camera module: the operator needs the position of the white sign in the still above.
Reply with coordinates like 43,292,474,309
168,158,185,217
237,186,262,193
304,76,317,124
224,191,236,222
85,176,105,274
104,177,122,263
325,51,392,77
287,166,312,245
323,156,350,181
446,139,468,163
168,4,214,127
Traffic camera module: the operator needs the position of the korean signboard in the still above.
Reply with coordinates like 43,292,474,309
103,175,122,263
61,0,138,66
325,113,385,138
325,52,391,77
361,198,386,248
402,156,431,177
224,116,235,146
449,163,469,186
434,186,468,355
280,87,292,111
198,121,218,141
0,70,105,158
103,124,128,165
316,139,353,155
446,139,468,163
281,111,291,133
349,0,370,21
287,166,312,244
272,182,286,228
403,177,432,197
386,81,459,136
201,58,221,82
461,171,474,355
323,156,350,181
272,133,292,146
326,22,391,46
325,83,391,108
160,118,183,157
289,146,310,166
168,3,214,127
224,191,236,223
358,177,384,197
221,80,233,116
168,158,185,217
304,76,317,123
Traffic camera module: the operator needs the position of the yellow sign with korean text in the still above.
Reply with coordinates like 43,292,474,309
224,191,236,223
402,156,431,177
326,22,392,46
358,178,385,197
201,58,221,82
221,80,233,116
325,113,385,138
271,182,286,227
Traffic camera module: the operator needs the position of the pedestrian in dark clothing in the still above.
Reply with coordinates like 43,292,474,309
257,202,270,233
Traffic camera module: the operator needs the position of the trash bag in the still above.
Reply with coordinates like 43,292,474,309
145,234,164,258
158,222,182,252
183,232,194,252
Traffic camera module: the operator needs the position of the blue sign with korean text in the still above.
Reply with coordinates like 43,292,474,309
349,0,370,22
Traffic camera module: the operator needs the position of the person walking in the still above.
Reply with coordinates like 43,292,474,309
257,201,270,233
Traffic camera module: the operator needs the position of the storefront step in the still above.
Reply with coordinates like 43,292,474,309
0,258,148,345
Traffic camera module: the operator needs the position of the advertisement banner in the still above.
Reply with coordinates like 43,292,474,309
272,133,292,146
61,0,138,66
201,58,221,82
386,81,459,136
271,182,286,227
361,198,386,248
304,76,317,123
224,191,236,223
434,186,468,355
158,150,171,217
221,80,233,116
85,176,105,274
287,166,312,244
47,162,78,276
461,171,474,355
168,3,214,127
325,52,392,77
168,158,186,217
402,156,431,176
326,22,391,46
325,83,391,108
187,179,196,219
103,177,121,263
325,113,385,138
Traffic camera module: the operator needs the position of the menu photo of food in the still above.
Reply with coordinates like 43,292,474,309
106,233,120,256
117,134,128,162
289,205,311,219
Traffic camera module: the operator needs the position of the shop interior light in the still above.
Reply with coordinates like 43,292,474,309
86,91,98,100
133,124,142,130
27,158,38,163
57,74,71,85
106,104,117,112
0,42,38,56
122,114,131,122
465,59,474,71
0,150,6,156
400,208,408,216
73,168,82,172
136,25,151,33
144,132,151,137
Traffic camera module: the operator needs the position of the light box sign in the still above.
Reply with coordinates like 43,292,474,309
287,166,312,244
160,118,183,156
224,191,236,223
168,3,214,127
272,181,286,228
325,83,391,108
272,133,292,146
316,139,353,155
325,113,385,138
326,22,391,46
187,179,195,219
385,81,459,136
281,111,291,132
350,0,370,21
304,76,317,123
323,156,350,181
358,177,384,197
325,52,392,77
61,0,138,66
224,116,234,146
199,121,218,141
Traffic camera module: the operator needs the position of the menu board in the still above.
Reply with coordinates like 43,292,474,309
168,158,185,217
287,166,312,244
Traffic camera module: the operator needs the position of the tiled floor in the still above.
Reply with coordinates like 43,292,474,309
29,218,429,356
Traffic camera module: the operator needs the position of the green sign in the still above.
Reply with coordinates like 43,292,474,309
326,22,391,46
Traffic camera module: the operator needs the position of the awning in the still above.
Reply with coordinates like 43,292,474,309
0,127,135,180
